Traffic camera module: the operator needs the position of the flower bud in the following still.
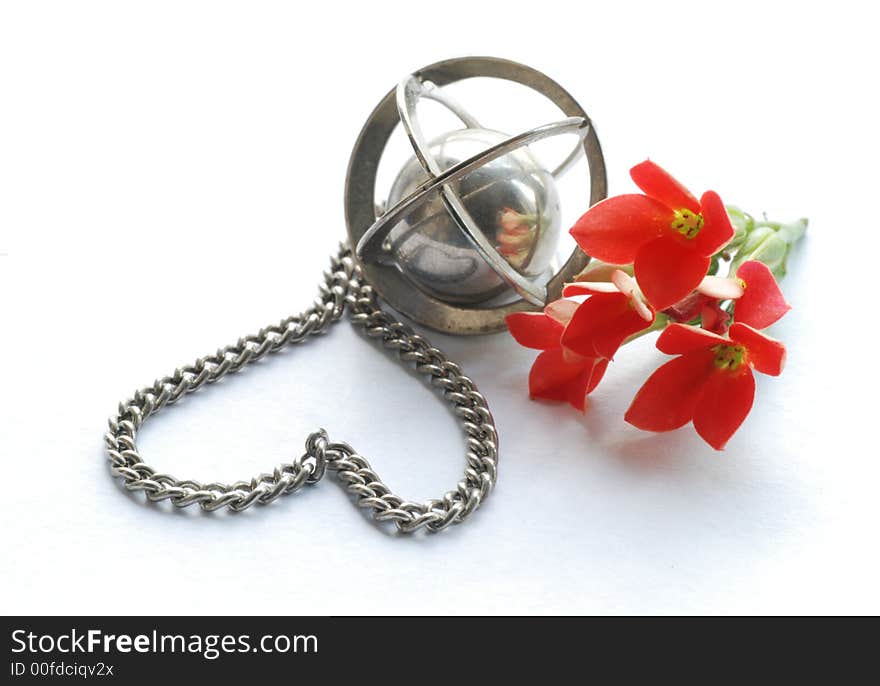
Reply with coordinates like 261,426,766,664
729,216,807,277
731,231,788,277
725,206,754,252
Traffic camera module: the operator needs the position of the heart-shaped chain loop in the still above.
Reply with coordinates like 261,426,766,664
104,245,499,533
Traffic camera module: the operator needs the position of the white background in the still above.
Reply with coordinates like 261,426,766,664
1,1,878,615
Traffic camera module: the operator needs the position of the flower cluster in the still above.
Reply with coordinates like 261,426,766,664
507,160,805,450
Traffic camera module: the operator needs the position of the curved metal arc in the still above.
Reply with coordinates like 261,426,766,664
404,74,583,179
551,134,586,179
399,76,544,301
396,76,436,175
356,115,591,272
419,80,482,130
392,75,586,304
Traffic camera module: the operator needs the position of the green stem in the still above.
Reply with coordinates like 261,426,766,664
724,206,807,278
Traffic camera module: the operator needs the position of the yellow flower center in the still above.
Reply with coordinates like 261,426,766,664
712,344,747,372
671,208,704,239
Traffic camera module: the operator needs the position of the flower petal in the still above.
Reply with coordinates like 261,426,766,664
561,293,652,360
505,312,562,350
562,346,587,364
634,236,711,311
566,358,610,411
734,260,791,329
624,349,716,431
631,293,654,322
697,275,744,300
700,300,731,335
544,298,579,327
572,261,632,283
528,349,586,402
569,194,672,264
608,270,654,321
582,357,609,394
630,160,701,213
692,367,756,450
692,191,735,256
729,322,786,376
664,291,709,323
563,281,620,297
610,269,638,296
656,323,728,355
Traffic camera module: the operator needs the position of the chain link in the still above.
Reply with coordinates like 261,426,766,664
104,244,498,533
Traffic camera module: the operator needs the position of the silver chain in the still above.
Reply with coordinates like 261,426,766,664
104,244,498,533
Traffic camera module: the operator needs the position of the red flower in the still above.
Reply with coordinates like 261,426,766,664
561,270,654,360
700,299,731,334
569,160,735,311
698,260,790,330
625,323,786,450
661,290,731,334
506,301,609,411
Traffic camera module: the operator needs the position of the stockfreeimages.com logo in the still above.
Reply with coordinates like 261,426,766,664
11,628,318,661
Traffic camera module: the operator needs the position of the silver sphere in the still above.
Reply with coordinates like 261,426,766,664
383,128,561,304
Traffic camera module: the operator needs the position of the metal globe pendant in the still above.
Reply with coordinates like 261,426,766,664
384,127,561,304
345,56,607,334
